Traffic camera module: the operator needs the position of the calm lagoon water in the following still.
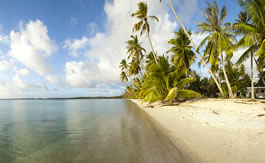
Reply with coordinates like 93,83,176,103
0,99,188,163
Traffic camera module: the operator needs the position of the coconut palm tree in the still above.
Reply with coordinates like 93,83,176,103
219,62,250,97
128,56,142,76
233,11,255,99
197,0,235,98
120,59,129,82
120,59,128,72
120,71,128,82
126,35,145,60
131,2,159,64
119,58,143,92
123,85,136,98
126,35,146,74
141,56,200,104
145,52,156,71
167,28,196,77
159,0,225,97
232,0,265,88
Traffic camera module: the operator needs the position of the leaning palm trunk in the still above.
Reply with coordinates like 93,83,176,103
146,31,158,64
251,52,255,99
129,77,142,91
217,75,221,86
125,68,143,91
221,53,233,98
168,0,225,97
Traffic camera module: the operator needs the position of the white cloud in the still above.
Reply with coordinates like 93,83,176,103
17,68,29,76
0,80,6,88
231,48,258,81
65,61,119,88
65,61,99,87
191,32,209,48
150,13,177,56
12,74,47,90
63,36,89,57
0,34,9,45
8,19,58,84
0,60,16,71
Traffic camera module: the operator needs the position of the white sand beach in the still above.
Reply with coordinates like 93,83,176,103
131,98,265,163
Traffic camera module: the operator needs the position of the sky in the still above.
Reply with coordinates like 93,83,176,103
0,0,248,98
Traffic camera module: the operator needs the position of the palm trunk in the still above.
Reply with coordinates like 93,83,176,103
126,70,142,91
185,63,188,78
221,53,233,98
130,77,142,91
254,58,265,86
251,52,255,99
168,0,225,97
217,75,221,86
146,31,158,64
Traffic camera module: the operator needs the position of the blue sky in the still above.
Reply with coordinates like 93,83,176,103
0,0,246,98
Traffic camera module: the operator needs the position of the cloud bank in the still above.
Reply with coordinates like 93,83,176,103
8,19,58,84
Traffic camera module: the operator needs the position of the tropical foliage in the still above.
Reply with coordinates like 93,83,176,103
167,28,196,76
141,56,200,104
120,0,265,105
219,62,251,97
232,0,265,98
197,0,236,98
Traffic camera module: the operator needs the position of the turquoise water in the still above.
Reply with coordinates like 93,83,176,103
0,99,188,162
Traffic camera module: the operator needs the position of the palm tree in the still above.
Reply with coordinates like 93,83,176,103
219,62,250,97
232,0,265,88
128,56,142,76
126,35,146,75
123,85,136,98
141,56,200,104
120,59,129,82
119,58,143,92
197,0,235,98
131,2,159,64
233,11,255,99
145,52,156,71
120,71,128,82
159,0,225,97
167,28,196,77
120,59,128,72
126,35,145,60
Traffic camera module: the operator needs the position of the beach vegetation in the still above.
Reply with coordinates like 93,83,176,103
120,0,265,104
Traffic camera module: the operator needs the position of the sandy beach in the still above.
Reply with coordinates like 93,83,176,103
131,98,265,163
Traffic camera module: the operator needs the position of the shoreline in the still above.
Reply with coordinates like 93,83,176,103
130,98,265,163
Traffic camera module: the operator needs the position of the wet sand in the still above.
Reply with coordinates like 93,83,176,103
130,98,265,163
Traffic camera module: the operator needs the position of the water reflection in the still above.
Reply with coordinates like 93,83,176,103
0,99,190,162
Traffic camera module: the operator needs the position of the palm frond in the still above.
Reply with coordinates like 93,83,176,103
176,77,194,89
149,16,159,22
256,39,265,57
236,45,255,64
177,90,201,98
